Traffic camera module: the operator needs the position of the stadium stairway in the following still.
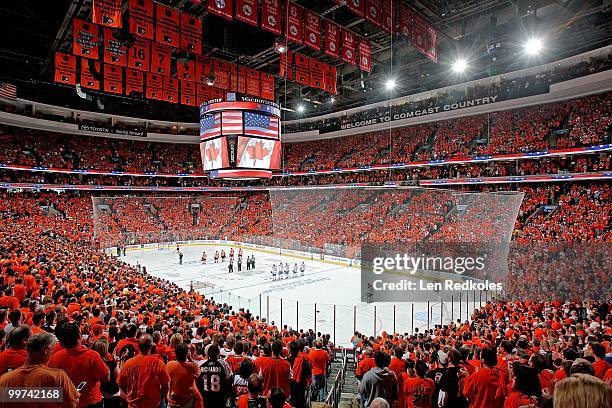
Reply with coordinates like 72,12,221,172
328,349,359,408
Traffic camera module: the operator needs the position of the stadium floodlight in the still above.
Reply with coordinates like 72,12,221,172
274,38,288,54
451,58,468,73
329,97,335,103
297,104,305,113
385,78,396,91
524,38,543,55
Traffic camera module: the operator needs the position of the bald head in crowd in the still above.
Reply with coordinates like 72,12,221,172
371,397,390,408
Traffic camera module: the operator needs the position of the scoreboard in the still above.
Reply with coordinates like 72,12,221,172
200,93,282,179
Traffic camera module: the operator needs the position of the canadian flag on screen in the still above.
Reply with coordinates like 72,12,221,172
201,138,227,170
237,137,281,169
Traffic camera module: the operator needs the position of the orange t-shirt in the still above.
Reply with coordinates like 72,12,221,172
0,348,27,374
118,354,170,408
309,349,329,376
593,359,610,379
402,377,435,408
462,367,505,408
166,360,200,406
0,365,79,408
260,357,291,398
356,357,375,377
48,345,110,408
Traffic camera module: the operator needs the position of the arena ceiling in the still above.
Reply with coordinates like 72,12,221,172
0,0,610,122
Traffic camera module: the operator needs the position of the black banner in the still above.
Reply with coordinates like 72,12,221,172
78,124,147,137
320,95,500,134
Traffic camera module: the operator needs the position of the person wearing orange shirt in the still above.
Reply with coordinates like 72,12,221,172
403,360,435,408
389,347,407,381
462,348,505,408
12,278,27,303
0,333,79,408
260,340,292,399
309,340,329,401
503,363,541,408
590,342,611,379
0,288,20,311
356,347,375,380
114,324,139,358
166,343,203,408
118,334,170,408
0,325,30,374
48,322,110,408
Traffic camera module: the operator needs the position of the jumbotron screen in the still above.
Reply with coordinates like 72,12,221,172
199,94,282,175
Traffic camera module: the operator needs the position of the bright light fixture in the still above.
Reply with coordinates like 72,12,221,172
385,78,396,90
524,38,543,55
451,58,468,73
329,97,335,103
297,105,305,112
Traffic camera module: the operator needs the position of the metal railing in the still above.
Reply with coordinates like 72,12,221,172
325,348,349,408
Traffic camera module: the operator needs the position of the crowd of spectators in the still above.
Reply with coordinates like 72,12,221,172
0,184,610,407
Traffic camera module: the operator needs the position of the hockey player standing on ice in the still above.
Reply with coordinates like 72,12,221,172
201,251,207,264
284,263,290,279
271,264,277,280
221,249,226,262
237,256,242,272
178,251,183,265
238,248,243,258
228,259,234,273
251,255,255,269
293,263,298,278
300,261,305,276
246,255,250,271
214,251,219,263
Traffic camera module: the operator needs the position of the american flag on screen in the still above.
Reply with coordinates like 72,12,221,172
200,112,221,139
222,111,243,134
0,83,17,100
244,112,279,138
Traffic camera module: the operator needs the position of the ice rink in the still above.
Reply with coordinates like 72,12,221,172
123,242,474,346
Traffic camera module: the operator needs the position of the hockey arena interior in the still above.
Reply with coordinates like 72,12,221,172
0,1,610,407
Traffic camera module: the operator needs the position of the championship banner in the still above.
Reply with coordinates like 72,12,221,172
197,83,211,106
412,14,427,54
81,59,101,89
260,73,275,101
324,64,337,94
358,38,371,72
93,0,122,28
177,59,196,80
129,0,155,40
146,72,163,100
73,19,99,59
196,55,212,84
103,28,127,66
127,37,150,71
103,64,123,94
180,13,203,54
125,68,144,95
365,0,382,27
295,53,310,85
54,53,77,85
286,2,304,44
346,0,365,17
325,20,340,59
181,81,197,106
208,0,234,20
237,66,246,93
213,59,230,90
236,0,258,27
228,63,238,91
210,87,224,99
163,76,179,103
399,5,412,38
309,59,325,89
279,50,294,80
426,25,438,63
342,30,356,65
155,3,180,47
246,69,261,97
151,42,171,75
261,0,282,35
304,10,322,51
381,0,393,33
